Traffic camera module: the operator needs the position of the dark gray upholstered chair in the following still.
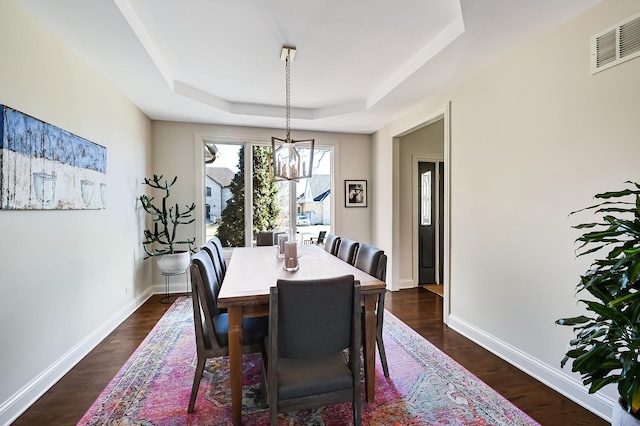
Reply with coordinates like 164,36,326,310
309,230,327,245
188,250,268,413
375,255,389,377
353,243,382,276
202,240,226,285
261,275,362,426
353,245,390,378
336,238,359,265
207,236,227,276
323,233,341,255
257,231,274,246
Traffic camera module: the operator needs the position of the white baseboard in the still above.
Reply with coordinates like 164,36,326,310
447,314,613,422
397,279,415,290
0,289,153,426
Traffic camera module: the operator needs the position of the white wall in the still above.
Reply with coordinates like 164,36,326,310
373,0,640,420
150,121,372,280
0,1,152,423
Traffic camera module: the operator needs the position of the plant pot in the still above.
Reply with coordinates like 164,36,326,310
156,252,190,274
612,399,640,426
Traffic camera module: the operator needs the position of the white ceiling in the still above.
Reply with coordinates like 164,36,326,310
15,0,602,134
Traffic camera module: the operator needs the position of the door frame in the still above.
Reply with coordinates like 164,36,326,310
391,102,450,323
412,156,444,286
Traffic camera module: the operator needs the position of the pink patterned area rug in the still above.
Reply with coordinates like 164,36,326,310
78,297,540,425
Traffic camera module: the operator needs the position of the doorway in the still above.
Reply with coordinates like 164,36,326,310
417,160,444,285
391,102,450,322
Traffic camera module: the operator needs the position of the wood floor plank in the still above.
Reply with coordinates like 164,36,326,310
12,289,606,425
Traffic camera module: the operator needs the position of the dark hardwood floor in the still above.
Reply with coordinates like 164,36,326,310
13,288,606,425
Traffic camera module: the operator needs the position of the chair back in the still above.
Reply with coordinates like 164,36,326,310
324,233,341,255
336,238,359,265
191,251,222,317
256,231,274,246
353,244,383,277
207,236,227,275
376,254,387,282
202,240,225,284
272,231,286,245
315,230,327,244
189,252,224,355
275,275,359,359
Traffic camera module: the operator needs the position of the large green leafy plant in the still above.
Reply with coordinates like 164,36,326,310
139,175,196,257
556,181,640,417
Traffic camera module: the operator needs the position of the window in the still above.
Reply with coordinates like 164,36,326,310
199,138,332,248
421,171,432,226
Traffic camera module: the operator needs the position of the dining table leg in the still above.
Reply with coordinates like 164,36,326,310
363,293,378,402
227,306,244,426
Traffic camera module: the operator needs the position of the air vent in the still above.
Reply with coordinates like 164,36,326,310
591,12,640,74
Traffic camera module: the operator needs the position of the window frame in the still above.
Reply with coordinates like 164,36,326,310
194,133,336,251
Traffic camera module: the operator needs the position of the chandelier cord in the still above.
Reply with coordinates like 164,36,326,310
285,53,291,141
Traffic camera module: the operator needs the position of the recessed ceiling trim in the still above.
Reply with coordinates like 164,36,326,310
113,0,464,122
15,0,595,132
367,13,465,109
113,0,174,89
175,81,366,120
174,81,232,112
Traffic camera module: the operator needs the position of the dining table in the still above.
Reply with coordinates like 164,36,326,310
217,244,386,425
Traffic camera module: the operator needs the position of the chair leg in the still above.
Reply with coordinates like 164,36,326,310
188,356,206,413
353,375,362,426
376,293,390,378
269,371,278,426
260,358,268,408
267,357,278,425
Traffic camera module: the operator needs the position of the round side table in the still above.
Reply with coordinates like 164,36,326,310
160,269,189,304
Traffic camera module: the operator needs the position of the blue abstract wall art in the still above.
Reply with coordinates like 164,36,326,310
0,105,107,209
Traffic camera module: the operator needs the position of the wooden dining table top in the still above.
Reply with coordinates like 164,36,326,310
218,244,386,308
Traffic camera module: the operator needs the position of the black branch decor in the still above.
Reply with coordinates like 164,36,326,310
139,175,196,258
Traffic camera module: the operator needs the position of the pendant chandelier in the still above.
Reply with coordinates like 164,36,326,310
271,46,314,181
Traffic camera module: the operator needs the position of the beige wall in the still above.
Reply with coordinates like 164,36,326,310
150,121,372,281
0,1,152,423
373,0,640,419
397,121,444,288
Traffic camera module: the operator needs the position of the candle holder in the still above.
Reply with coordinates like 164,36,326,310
283,241,300,271
283,256,299,272
276,233,289,258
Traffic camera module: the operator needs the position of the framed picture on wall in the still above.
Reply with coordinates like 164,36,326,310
345,180,367,208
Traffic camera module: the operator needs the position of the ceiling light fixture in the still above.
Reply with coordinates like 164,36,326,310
271,46,314,181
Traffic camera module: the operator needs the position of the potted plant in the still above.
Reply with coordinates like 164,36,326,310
556,181,640,424
139,175,196,274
